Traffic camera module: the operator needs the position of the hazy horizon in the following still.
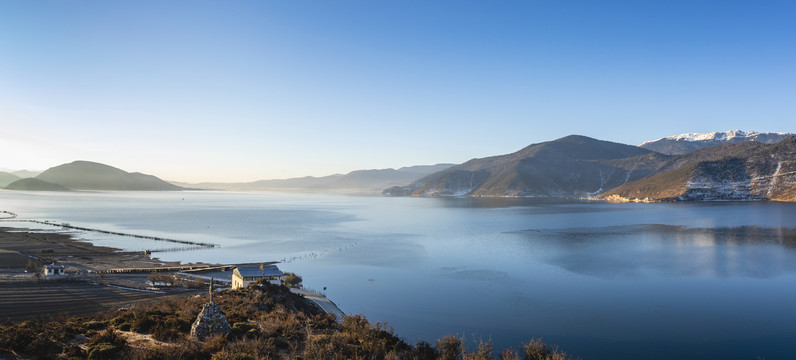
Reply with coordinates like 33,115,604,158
2,1,794,183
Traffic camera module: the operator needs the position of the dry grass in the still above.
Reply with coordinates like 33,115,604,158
0,281,577,360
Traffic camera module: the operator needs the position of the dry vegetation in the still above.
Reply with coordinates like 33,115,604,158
0,281,577,360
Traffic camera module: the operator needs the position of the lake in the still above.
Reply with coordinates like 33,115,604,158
2,190,796,359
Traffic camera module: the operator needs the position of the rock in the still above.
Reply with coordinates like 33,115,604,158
190,302,231,340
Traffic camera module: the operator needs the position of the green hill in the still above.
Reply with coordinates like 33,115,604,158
36,161,182,191
4,178,71,191
0,172,21,188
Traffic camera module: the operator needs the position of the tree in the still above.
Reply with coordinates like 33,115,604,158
283,272,303,288
26,259,42,281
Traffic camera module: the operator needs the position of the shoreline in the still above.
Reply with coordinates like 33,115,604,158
0,225,219,289
0,225,346,323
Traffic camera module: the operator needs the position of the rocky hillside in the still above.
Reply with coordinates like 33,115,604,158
385,135,667,197
603,137,796,201
35,161,182,191
639,130,793,155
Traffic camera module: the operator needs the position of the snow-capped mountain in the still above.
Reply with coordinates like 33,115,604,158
639,130,794,155
603,137,796,202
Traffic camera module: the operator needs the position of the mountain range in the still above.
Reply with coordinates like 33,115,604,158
2,161,453,193
174,164,454,192
385,131,796,202
3,130,795,201
639,130,793,155
603,137,796,202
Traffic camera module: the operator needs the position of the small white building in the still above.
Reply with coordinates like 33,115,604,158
43,264,65,276
231,264,282,289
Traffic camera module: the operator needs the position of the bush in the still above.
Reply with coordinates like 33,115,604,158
521,338,576,360
130,339,206,360
416,340,438,360
436,335,464,360
85,320,107,330
63,344,87,359
303,333,350,360
230,322,259,340
148,272,177,287
201,334,227,354
110,316,126,327
152,324,183,342
464,339,494,360
0,324,35,352
87,342,118,360
131,314,158,333
86,328,127,360
26,337,61,360
283,272,303,287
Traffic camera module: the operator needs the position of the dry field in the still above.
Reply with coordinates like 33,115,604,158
0,282,183,322
0,227,203,323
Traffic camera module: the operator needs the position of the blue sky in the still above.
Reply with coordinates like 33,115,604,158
1,1,794,182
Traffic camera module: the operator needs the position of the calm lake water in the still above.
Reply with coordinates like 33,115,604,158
2,190,796,359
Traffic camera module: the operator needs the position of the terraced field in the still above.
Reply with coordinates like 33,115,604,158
0,282,176,322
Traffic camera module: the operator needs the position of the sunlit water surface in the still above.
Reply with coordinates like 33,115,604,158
2,190,796,360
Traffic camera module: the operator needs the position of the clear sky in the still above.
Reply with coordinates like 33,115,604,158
1,1,794,182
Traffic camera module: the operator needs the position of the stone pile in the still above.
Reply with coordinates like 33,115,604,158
190,301,232,339
190,280,231,340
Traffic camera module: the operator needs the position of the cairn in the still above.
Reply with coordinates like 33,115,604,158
190,279,231,339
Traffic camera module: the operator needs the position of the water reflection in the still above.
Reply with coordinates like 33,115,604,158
516,225,796,278
432,196,583,209
439,267,513,283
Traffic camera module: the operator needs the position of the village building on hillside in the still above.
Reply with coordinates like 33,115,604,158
231,264,282,289
43,264,65,276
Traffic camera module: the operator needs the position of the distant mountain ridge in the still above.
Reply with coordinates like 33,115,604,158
4,130,795,201
385,135,666,197
181,164,455,192
639,130,793,155
0,172,21,188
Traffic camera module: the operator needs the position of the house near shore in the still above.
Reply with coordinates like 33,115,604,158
43,264,65,276
231,264,282,289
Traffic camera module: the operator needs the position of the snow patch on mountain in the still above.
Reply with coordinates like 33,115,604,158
680,179,762,201
640,130,792,146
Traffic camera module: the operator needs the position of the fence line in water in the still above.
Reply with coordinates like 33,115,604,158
0,213,217,249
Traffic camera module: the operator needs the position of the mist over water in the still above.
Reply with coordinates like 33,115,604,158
2,191,796,360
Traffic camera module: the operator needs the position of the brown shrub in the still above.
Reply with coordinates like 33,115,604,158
520,338,577,360
436,335,464,360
